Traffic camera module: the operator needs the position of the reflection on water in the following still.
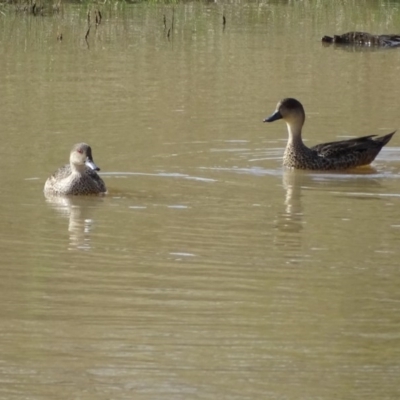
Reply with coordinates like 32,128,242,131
45,195,105,251
322,41,400,52
1,1,400,399
280,169,305,233
279,166,387,226
273,164,399,264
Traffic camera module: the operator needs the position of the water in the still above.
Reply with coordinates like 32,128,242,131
0,1,400,399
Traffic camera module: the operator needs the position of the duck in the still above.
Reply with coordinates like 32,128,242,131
263,98,395,170
322,32,400,47
44,143,107,195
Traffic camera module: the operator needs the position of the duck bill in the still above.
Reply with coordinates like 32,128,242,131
85,158,100,171
263,110,283,123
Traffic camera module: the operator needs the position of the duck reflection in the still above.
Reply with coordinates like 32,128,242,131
273,170,307,257
45,195,105,250
274,168,383,252
321,42,396,53
276,169,305,234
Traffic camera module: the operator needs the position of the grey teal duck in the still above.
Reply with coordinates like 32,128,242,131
322,32,400,47
264,98,395,170
44,143,107,195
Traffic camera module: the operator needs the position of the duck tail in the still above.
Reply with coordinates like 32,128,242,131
378,130,396,146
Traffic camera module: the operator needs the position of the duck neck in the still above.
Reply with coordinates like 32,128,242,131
286,123,305,150
71,163,87,174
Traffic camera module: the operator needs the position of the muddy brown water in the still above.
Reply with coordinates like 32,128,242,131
0,1,400,399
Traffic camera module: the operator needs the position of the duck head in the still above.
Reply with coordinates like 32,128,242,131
264,98,306,139
70,143,100,172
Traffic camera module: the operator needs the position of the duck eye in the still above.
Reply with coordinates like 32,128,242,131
77,149,83,154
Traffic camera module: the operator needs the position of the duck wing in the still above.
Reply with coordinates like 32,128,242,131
379,35,400,47
311,135,376,157
311,132,395,158
86,169,107,192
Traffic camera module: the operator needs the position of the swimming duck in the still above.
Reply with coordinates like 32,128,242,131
322,32,400,47
44,143,107,195
264,98,395,170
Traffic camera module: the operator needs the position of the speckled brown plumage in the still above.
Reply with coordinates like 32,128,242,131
322,32,400,47
44,143,107,195
264,98,395,171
